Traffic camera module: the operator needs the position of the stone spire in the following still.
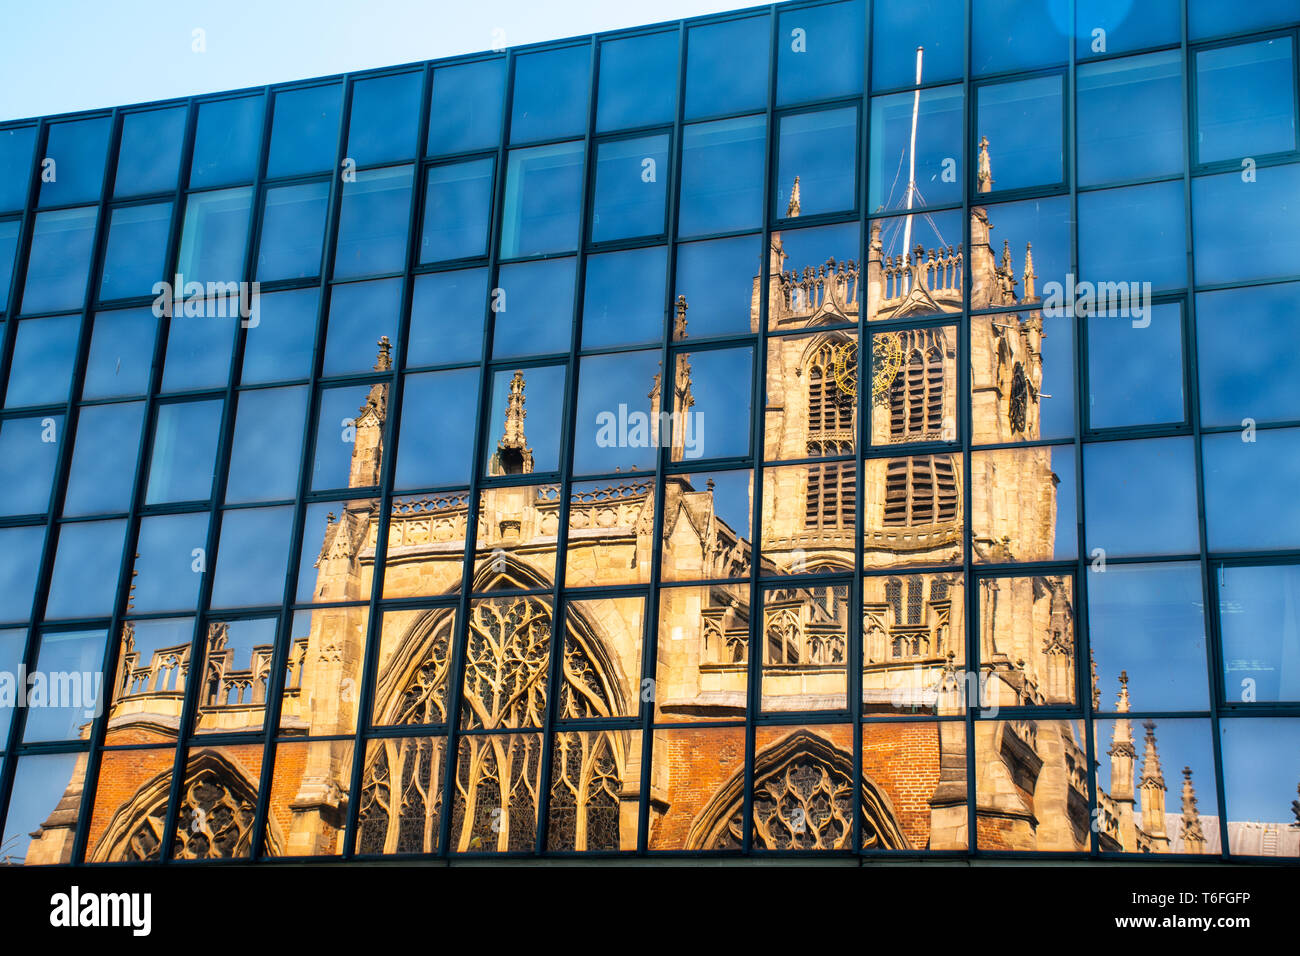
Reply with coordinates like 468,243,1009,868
1108,671,1135,804
977,136,993,193
674,294,688,341
787,175,801,217
1138,719,1168,845
348,337,390,488
1180,766,1206,853
490,370,534,475
1022,242,1036,301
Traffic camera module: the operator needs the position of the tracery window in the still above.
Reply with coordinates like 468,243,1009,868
888,333,946,441
805,461,856,531
884,455,959,525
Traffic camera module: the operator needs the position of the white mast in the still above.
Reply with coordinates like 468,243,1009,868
901,45,923,293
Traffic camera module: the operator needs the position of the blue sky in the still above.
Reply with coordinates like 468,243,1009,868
0,0,754,122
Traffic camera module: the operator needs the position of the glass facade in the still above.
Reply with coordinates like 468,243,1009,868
0,0,1299,866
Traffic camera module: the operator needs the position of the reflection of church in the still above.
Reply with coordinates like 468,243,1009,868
23,144,1233,861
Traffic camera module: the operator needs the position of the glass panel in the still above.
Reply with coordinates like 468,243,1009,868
0,217,18,312
146,400,223,504
491,257,575,358
775,107,857,219
63,403,144,516
0,628,24,742
1191,0,1300,39
869,208,965,319
1087,301,1185,428
656,583,749,720
1196,37,1297,164
471,483,557,594
322,278,401,377
6,314,80,408
672,346,751,462
313,383,385,491
0,126,37,211
1204,428,1300,552
863,453,964,569
864,722,968,849
973,0,1069,74
44,521,126,619
130,512,210,614
872,0,964,89
678,116,765,238
869,85,963,213
971,445,1077,562
563,482,656,587
266,739,349,856
1084,437,1199,557
450,731,542,852
750,724,857,849
190,95,263,188
175,186,253,286
395,368,481,489
346,71,421,165
1196,282,1300,427
499,141,584,258
658,469,753,582
763,462,857,574
869,327,957,448
0,414,62,516
1077,51,1184,186
334,164,413,278
971,310,1075,444
864,573,966,715
169,744,265,859
674,234,761,339
775,0,864,105
597,31,678,131
369,606,455,726
581,245,666,348
760,585,849,712
384,494,468,599
769,221,859,332
973,719,1090,850
591,134,670,242
356,735,447,855
1079,181,1187,293
39,116,112,206
1219,718,1300,858
100,201,173,303
192,616,279,734
420,158,494,264
295,498,378,604
461,596,555,731
256,181,329,281
1076,0,1179,58
1193,165,1300,285
160,308,238,391
2,752,87,864
240,287,318,384
974,75,1064,192
408,268,487,367
547,730,641,852
225,386,308,503
210,506,294,608
510,45,590,143
685,15,769,119
647,726,745,850
266,83,342,178
86,745,176,859
767,329,858,460
83,308,157,399
0,526,45,623
428,59,506,156
558,597,643,716
21,207,97,314
115,107,186,197
485,364,565,475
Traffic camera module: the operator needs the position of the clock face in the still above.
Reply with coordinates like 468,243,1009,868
870,333,903,402
831,340,858,407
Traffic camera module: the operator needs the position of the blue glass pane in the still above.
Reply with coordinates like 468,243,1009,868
1087,303,1185,429
0,415,62,516
1193,165,1300,285
323,278,402,377
1079,180,1187,292
0,629,23,740
313,385,374,490
1204,428,1300,552
190,95,263,188
396,368,481,488
582,246,666,348
776,1,864,105
776,108,857,218
591,134,669,242
572,351,661,474
131,512,209,613
1190,0,1300,40
1196,37,1297,164
1218,565,1300,702
45,519,126,619
0,526,45,622
146,400,223,504
1076,0,1180,58
241,287,319,384
872,0,964,89
975,75,1064,192
511,45,590,143
484,365,565,475
1078,51,1184,186
1196,282,1300,427
256,181,329,281
499,142,584,258
597,31,678,131
267,84,342,178
99,201,173,301
408,268,488,367
160,311,238,392
973,0,1069,74
674,234,761,338
225,386,309,503
5,315,79,408
428,59,506,155
22,630,108,739
870,86,962,212
211,506,295,608
39,116,111,206
421,158,494,264
83,308,157,399
63,403,144,516
676,346,753,461
979,195,1071,310
0,218,20,312
115,107,186,197
491,258,575,358
335,164,413,278
176,186,253,286
685,16,769,119
21,206,97,314
0,126,37,211
1084,437,1199,557
678,116,765,238
347,71,421,165
3,754,86,856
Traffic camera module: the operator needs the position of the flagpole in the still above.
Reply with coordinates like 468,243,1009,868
901,45,923,293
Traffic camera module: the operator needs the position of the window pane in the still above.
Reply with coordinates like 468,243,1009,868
591,134,669,242
295,499,378,603
0,125,37,211
241,287,319,384
491,257,575,358
99,201,173,301
760,587,849,711
211,506,295,608
83,308,157,399
0,628,23,741
971,445,1077,561
768,329,859,459
658,472,752,582
971,310,1075,444
1087,302,1185,428
1193,165,1300,285
3,753,87,863
226,386,308,503
776,107,857,219
484,365,566,475
322,278,401,377
973,0,1068,75
1204,428,1300,552
0,218,18,312
776,0,864,105
5,315,79,408
510,45,590,143
267,83,342,178
176,187,253,286
313,384,383,491
131,512,210,613
396,368,481,489
1076,0,1179,58
1079,180,1187,292
335,164,413,278
256,181,329,281
671,345,752,462
347,71,421,165
499,142,584,258
0,414,62,516
190,95,263,188
1219,718,1300,857
1084,437,1199,557
582,245,665,348
1196,38,1297,164
22,630,107,741
1218,565,1300,703
1077,51,1184,186
115,107,186,197
146,400,223,504
977,574,1076,706
768,221,858,331
192,616,279,735
869,86,962,213
45,520,126,619
674,234,761,339
572,351,661,475
1196,282,1300,427
598,31,677,131
974,76,1064,192
63,403,143,516
1190,0,1300,40
872,0,963,89
160,310,237,392
39,116,111,206
428,59,505,156
678,116,765,238
408,268,487,367
0,526,45,623
685,15,769,119
21,207,97,314
420,158,493,264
